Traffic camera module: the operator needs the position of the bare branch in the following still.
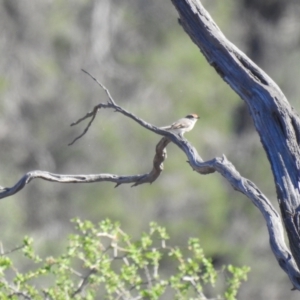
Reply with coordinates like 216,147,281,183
81,69,116,106
69,70,127,145
0,169,157,199
68,69,117,145
68,106,99,145
0,90,297,288
0,125,173,198
70,70,178,145
170,0,300,289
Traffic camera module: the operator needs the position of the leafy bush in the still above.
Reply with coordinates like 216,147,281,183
0,219,249,299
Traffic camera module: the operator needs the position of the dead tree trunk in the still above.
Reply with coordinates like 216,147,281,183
171,0,300,289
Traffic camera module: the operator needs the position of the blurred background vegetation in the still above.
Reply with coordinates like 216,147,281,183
0,0,300,298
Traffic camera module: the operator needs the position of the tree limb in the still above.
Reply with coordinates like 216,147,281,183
1,92,298,287
170,0,300,289
1,0,299,291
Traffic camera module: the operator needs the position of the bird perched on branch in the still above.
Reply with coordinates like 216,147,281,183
160,114,199,136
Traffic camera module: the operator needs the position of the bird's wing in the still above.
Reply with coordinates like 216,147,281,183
160,118,185,130
170,121,185,129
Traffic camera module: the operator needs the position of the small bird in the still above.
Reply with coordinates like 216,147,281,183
160,113,199,136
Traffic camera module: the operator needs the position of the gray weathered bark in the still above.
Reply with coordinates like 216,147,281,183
1,0,300,291
170,0,300,289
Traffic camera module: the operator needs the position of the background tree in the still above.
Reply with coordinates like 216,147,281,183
1,0,300,299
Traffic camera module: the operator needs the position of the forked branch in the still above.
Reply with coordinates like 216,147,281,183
0,76,298,288
170,0,300,289
1,0,299,290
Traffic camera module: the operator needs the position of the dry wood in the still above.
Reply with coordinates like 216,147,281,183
170,0,300,289
1,0,299,290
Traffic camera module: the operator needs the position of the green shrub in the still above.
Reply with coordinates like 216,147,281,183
0,219,249,299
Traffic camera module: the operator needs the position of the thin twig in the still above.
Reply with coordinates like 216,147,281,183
69,70,120,145
81,69,116,105
71,268,97,297
0,244,25,256
70,106,99,127
68,106,99,145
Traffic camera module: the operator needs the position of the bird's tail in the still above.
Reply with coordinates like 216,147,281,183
159,126,171,130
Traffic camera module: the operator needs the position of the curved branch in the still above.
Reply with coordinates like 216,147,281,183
171,0,300,288
1,96,299,288
1,0,299,289
0,138,170,198
170,0,300,205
